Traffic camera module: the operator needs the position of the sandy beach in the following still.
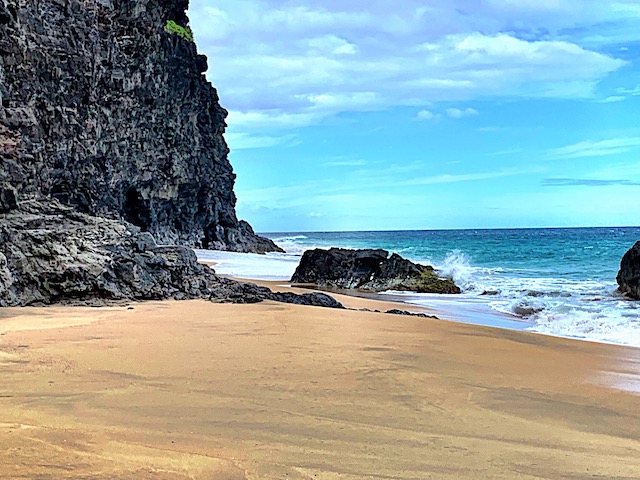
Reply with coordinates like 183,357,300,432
1,285,640,479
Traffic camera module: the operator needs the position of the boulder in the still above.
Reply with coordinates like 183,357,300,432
266,291,344,309
291,248,460,294
617,241,640,300
290,248,388,289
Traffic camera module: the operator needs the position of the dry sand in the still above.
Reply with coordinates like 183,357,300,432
1,286,640,479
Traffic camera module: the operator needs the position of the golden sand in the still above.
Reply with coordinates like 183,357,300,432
1,287,640,479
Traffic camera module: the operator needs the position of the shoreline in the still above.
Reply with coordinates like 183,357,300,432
1,298,640,478
221,268,640,350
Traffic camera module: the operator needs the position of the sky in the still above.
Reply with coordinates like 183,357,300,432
187,0,640,233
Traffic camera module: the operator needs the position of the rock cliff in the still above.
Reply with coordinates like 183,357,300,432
0,0,279,253
0,199,341,307
617,241,640,300
291,248,461,294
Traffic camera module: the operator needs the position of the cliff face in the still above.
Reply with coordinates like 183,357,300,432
0,0,279,253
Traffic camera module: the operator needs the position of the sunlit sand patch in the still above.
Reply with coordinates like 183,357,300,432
0,306,130,336
596,354,640,394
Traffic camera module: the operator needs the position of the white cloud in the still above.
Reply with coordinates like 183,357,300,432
400,167,539,186
597,84,640,103
224,132,299,150
323,158,368,167
547,137,640,159
308,35,358,55
416,109,439,121
188,1,630,135
598,95,626,103
446,107,479,118
616,85,640,96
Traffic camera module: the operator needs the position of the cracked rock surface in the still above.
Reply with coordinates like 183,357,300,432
0,0,279,253
0,200,341,308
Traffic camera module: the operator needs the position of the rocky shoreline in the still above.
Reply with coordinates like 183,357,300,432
0,199,341,308
0,0,289,306
1,0,636,310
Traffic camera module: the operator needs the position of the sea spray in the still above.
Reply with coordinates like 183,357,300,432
269,235,311,254
435,250,474,289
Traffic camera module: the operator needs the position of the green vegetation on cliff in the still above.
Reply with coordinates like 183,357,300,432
164,20,193,42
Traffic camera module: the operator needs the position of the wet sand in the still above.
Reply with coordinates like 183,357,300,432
1,288,640,479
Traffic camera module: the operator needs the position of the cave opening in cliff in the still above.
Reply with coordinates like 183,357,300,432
123,187,152,231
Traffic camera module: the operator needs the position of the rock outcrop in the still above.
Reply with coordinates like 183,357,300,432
0,200,216,305
617,241,640,300
0,0,280,253
291,248,461,294
210,280,344,309
0,200,340,307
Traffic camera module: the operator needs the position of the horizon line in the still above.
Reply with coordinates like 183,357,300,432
259,225,640,235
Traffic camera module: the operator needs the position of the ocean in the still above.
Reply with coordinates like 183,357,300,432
195,227,640,348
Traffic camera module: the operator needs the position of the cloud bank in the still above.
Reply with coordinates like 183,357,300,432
188,0,631,136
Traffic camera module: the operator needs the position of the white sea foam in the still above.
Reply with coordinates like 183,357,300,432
195,244,640,349
194,250,299,281
379,290,532,330
435,250,474,287
527,301,640,346
267,234,325,255
378,249,640,348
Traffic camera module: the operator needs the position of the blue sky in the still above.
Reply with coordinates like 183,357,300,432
187,0,640,232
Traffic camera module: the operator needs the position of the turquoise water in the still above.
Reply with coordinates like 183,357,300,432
268,228,638,283
262,227,640,346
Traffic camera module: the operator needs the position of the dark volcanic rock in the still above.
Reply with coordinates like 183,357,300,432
291,248,460,294
291,248,388,289
0,200,340,307
0,0,279,253
0,182,17,213
385,309,438,319
209,278,272,304
209,279,344,308
266,291,344,309
0,2,12,25
0,200,219,305
617,241,640,300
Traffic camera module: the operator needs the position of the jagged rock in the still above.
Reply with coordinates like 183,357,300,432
0,200,219,305
209,279,271,304
0,200,339,307
265,291,344,309
512,303,544,317
386,309,438,319
291,248,461,294
0,0,279,253
209,278,344,308
290,248,388,289
617,241,640,300
235,221,284,255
